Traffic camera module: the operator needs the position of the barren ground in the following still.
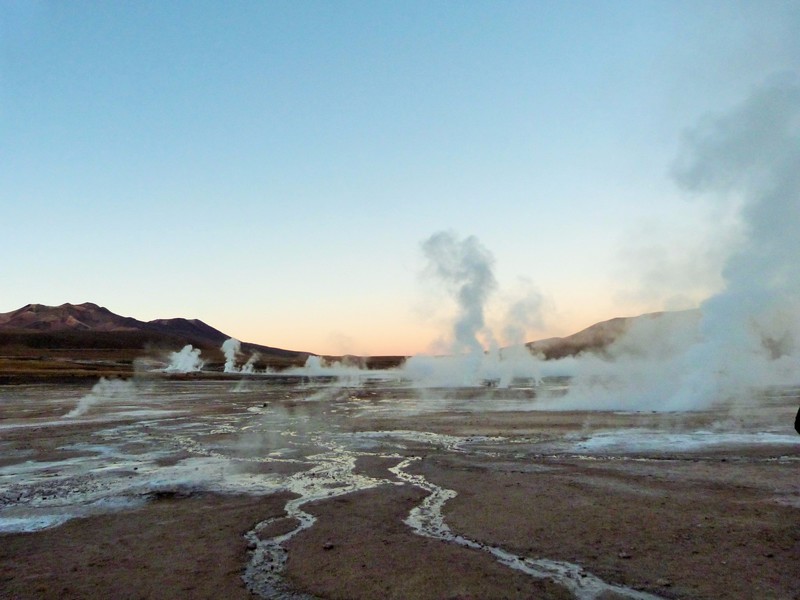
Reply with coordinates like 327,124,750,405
1,376,798,599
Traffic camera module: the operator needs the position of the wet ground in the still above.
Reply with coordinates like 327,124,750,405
1,375,799,599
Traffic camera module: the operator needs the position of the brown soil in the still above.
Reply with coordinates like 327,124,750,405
0,492,293,600
284,485,571,600
417,454,800,599
1,378,798,600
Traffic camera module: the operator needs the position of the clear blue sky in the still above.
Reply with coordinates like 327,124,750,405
2,1,798,355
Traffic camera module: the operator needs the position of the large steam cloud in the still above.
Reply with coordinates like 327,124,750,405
674,76,800,400
553,76,800,411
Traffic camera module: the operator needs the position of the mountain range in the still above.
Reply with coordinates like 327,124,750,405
0,302,309,362
0,302,698,362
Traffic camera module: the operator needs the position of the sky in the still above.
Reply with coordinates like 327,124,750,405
1,1,798,356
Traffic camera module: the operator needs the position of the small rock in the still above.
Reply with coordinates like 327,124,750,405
323,542,335,551
246,542,257,551
656,578,672,587
617,551,632,559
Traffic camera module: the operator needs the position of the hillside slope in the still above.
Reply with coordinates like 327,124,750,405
526,309,701,359
0,302,310,366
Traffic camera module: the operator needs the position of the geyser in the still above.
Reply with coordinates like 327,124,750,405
422,231,497,355
672,75,800,400
164,345,204,373
552,76,800,412
405,231,548,388
222,338,242,373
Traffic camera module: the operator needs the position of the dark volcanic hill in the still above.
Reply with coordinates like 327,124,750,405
0,302,143,332
0,302,309,361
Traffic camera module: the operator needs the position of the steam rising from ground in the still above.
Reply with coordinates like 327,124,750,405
422,231,497,354
222,338,241,373
402,346,540,389
412,232,543,386
502,278,546,346
675,77,800,401
401,78,800,411
65,378,137,418
552,76,800,411
161,339,261,375
164,345,204,373
241,351,260,374
222,338,260,373
135,80,800,416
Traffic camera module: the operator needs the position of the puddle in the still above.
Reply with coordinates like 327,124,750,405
574,430,800,453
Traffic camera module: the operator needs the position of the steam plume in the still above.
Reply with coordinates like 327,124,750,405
422,231,496,354
241,351,260,374
222,338,242,373
555,76,800,411
65,378,137,418
501,278,545,346
672,75,800,402
164,345,204,373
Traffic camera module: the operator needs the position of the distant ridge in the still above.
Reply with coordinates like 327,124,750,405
0,302,702,364
0,302,309,361
0,302,143,332
526,309,701,359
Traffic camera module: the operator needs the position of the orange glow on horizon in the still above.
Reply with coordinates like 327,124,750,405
229,308,655,358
